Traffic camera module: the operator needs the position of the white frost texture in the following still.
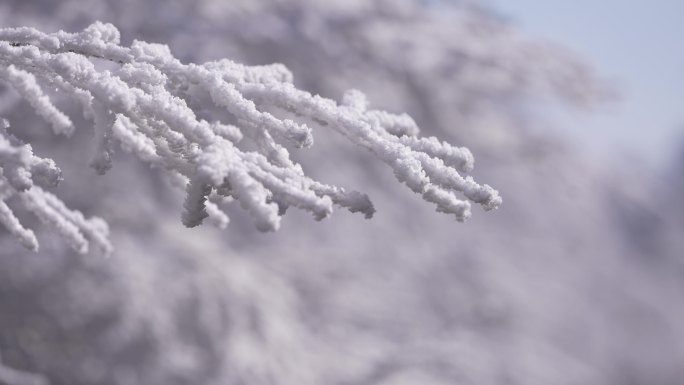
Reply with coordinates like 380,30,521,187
0,2,683,385
0,22,499,254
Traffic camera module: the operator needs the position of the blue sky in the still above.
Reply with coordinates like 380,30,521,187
488,0,684,169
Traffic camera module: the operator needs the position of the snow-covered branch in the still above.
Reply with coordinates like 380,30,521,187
0,22,501,254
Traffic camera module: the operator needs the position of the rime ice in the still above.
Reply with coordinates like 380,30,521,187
0,22,500,254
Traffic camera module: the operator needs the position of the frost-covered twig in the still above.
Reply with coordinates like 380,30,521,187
0,119,112,254
0,22,500,254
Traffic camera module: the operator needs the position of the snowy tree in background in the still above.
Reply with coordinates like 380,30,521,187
0,1,683,385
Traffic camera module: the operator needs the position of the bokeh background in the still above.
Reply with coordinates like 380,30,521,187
1,1,682,384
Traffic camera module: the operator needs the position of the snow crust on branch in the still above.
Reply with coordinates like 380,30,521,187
0,22,501,253
0,119,112,255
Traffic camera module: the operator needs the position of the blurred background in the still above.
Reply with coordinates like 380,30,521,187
0,1,682,384
489,0,684,170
